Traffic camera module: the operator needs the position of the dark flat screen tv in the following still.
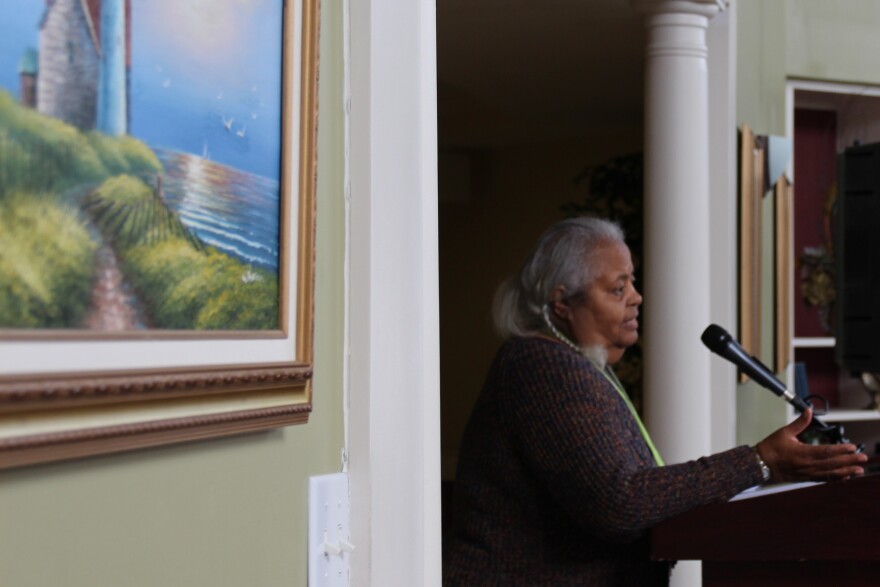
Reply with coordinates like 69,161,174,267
835,142,880,374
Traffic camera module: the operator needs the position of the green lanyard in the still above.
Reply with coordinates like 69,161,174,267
600,367,665,466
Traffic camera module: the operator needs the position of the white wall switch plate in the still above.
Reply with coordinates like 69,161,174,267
308,472,352,587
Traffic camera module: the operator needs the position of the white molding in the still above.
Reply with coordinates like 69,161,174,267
348,1,442,586
787,78,880,97
822,409,880,423
785,78,880,148
793,337,836,348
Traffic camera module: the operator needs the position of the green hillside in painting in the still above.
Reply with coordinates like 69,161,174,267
0,90,278,331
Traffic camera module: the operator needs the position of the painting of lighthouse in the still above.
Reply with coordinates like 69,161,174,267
0,0,288,334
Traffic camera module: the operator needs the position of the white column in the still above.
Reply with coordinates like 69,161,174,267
636,0,722,464
348,0,442,585
635,3,725,586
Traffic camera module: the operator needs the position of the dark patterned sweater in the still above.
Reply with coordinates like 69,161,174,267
444,337,764,586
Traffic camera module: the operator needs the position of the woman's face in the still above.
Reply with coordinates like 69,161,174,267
554,241,642,365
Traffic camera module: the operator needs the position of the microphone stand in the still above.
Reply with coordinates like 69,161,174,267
803,410,854,448
772,381,852,446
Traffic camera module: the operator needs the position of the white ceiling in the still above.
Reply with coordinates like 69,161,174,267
436,0,646,148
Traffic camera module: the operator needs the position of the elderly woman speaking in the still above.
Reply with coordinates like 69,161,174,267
443,217,866,586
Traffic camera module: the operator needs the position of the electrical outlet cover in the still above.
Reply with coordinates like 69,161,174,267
308,472,351,587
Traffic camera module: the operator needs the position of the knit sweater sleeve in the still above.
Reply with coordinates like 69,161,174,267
499,338,765,544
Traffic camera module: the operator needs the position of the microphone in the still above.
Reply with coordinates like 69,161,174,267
701,324,859,449
701,324,811,413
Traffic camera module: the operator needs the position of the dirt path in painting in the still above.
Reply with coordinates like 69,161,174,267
81,242,148,331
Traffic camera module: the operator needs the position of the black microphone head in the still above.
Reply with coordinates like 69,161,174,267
701,324,734,355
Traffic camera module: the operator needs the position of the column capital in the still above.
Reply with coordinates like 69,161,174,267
634,0,725,59
631,0,727,19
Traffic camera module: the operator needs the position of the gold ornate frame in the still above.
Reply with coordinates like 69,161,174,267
0,0,320,469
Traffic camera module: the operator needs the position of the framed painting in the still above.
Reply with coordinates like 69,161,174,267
775,175,792,373
739,124,765,383
0,0,319,468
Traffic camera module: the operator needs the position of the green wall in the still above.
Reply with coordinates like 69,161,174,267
735,0,880,445
737,0,880,138
787,0,880,85
736,0,787,136
735,190,788,445
0,2,346,585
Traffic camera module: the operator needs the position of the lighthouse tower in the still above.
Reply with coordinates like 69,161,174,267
96,0,126,135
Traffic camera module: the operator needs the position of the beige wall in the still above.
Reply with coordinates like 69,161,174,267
0,2,346,586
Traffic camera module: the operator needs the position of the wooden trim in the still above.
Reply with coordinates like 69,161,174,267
739,124,764,381
0,401,311,470
0,364,311,411
297,0,320,366
775,176,792,372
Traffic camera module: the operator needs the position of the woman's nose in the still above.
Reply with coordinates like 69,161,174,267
631,287,643,306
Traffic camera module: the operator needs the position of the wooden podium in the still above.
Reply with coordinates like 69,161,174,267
651,473,880,586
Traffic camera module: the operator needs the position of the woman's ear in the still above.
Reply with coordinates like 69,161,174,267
550,286,570,320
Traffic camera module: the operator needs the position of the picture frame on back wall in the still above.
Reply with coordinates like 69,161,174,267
0,0,320,469
774,175,793,373
739,123,764,382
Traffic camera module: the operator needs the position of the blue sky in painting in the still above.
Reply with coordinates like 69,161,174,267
0,0,43,93
0,0,283,179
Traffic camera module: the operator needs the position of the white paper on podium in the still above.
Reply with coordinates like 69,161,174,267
730,481,824,502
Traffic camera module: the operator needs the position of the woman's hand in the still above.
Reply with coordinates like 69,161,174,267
755,408,868,483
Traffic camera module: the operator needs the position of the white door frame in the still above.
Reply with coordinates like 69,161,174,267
347,0,442,585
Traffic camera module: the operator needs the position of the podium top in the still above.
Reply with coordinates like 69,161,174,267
651,473,880,562
729,480,823,502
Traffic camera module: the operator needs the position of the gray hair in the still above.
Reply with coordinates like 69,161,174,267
492,217,625,339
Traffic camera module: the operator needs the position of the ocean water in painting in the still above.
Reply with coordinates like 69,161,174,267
155,148,280,272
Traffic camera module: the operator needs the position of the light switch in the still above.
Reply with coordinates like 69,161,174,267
308,472,351,587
